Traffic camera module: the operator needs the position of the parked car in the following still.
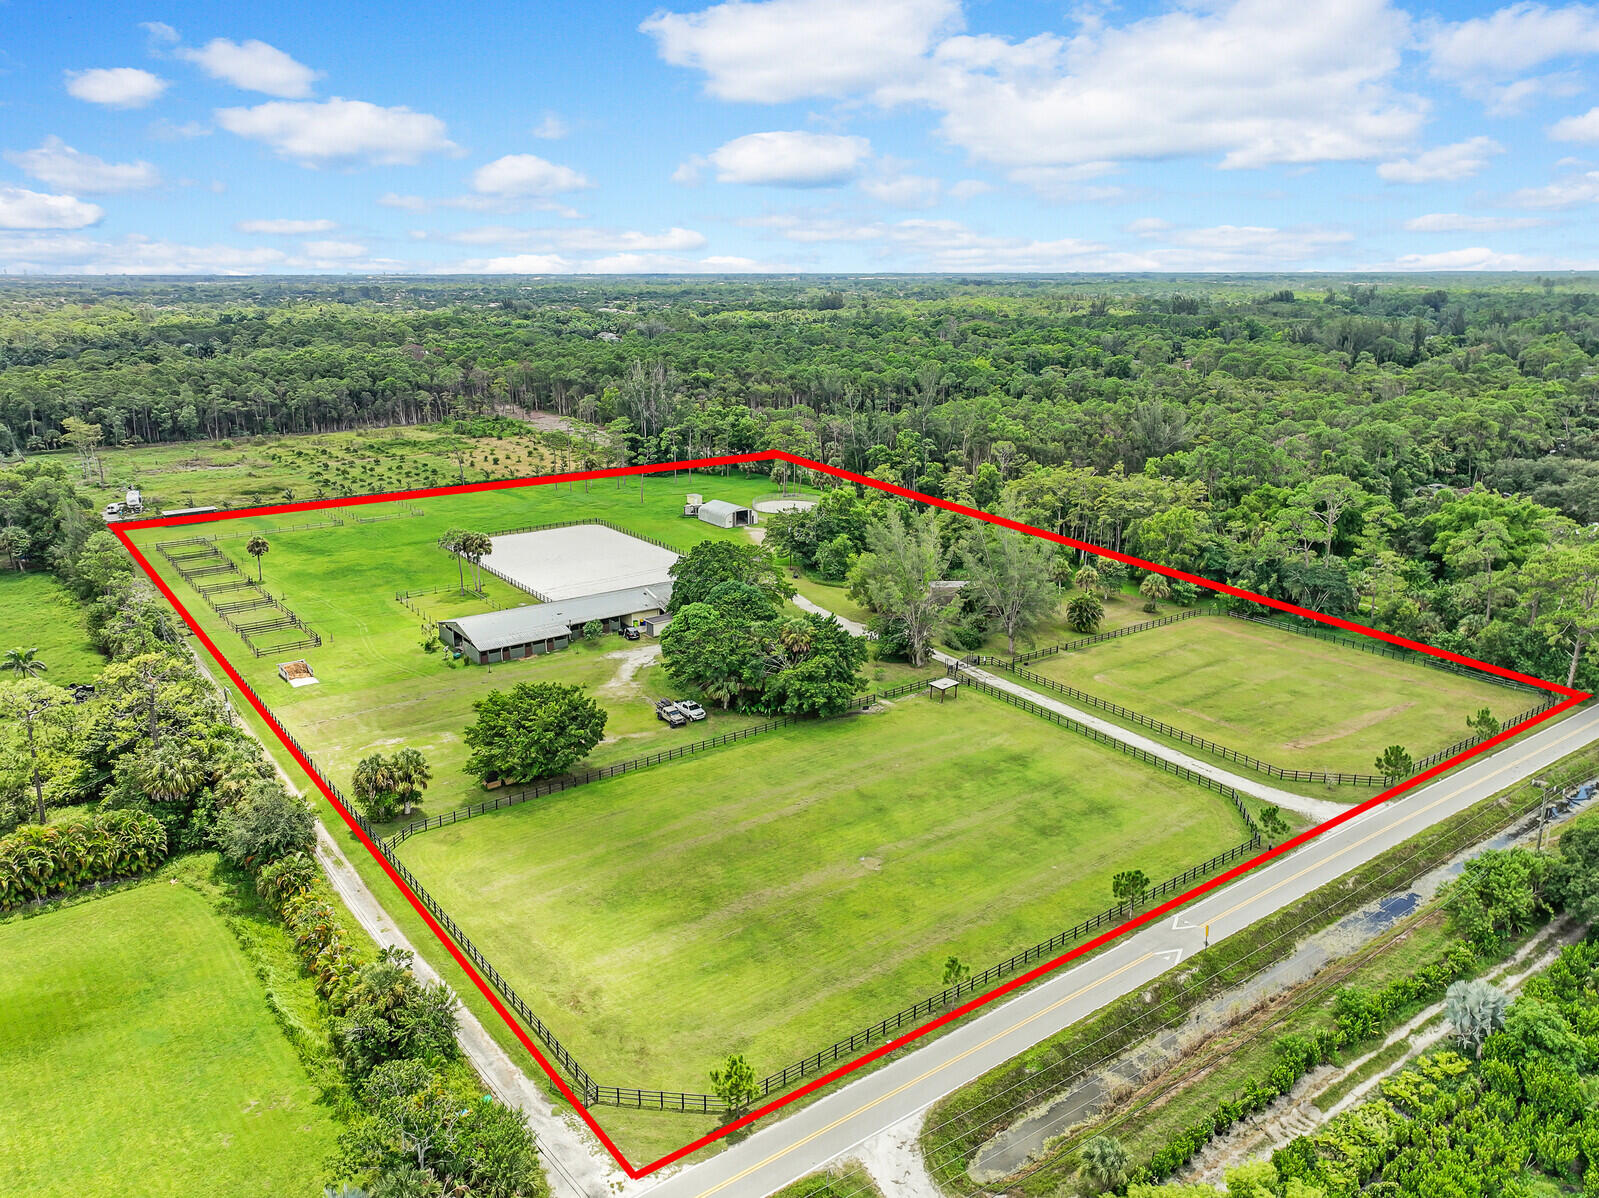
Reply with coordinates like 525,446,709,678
675,699,707,721
654,699,688,728
620,626,642,641
102,502,125,519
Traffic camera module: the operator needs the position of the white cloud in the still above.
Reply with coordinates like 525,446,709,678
947,179,991,200
140,21,181,45
1117,220,1355,268
0,187,104,230
1125,217,1174,235
301,239,368,258
672,156,708,185
884,0,1423,170
1403,212,1547,231
1377,137,1503,183
532,112,569,139
377,192,432,212
216,98,457,166
178,38,320,98
0,231,414,274
64,67,169,108
709,131,871,186
453,250,776,273
1551,106,1599,141
458,252,571,273
743,213,889,242
437,226,708,252
1508,169,1599,207
861,170,942,207
1006,163,1125,202
148,118,211,140
642,0,961,102
1366,246,1597,270
6,137,161,193
237,218,337,233
471,154,593,197
746,212,1353,270
1425,3,1599,110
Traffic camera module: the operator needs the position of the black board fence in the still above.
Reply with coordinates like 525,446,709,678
234,673,1264,1114
948,664,1262,837
1221,610,1545,694
1008,605,1215,666
384,676,938,848
484,516,680,556
977,657,1395,787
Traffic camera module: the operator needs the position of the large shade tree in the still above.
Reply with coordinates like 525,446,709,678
847,507,949,667
462,682,606,785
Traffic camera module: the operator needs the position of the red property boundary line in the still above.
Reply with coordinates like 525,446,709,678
112,449,1590,1180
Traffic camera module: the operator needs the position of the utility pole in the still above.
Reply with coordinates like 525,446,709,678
1536,797,1560,851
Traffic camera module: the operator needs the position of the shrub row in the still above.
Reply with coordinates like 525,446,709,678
0,810,167,909
1136,939,1482,1182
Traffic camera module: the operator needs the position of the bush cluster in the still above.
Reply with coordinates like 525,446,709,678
0,809,167,908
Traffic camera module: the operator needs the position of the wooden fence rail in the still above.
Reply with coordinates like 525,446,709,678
383,677,939,847
238,670,1266,1115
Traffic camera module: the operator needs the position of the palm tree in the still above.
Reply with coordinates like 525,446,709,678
1139,571,1171,613
460,531,494,594
1066,592,1104,633
1078,1134,1129,1194
352,753,400,822
1,647,47,679
138,749,206,804
437,528,468,594
246,534,271,581
390,748,432,816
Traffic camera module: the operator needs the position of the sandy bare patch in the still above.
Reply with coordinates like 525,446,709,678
597,642,662,697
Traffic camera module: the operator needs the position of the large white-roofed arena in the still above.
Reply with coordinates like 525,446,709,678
438,522,683,664
479,523,680,600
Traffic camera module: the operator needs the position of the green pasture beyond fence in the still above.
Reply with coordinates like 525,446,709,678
222,669,1267,1115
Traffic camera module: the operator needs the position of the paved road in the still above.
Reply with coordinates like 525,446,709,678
634,701,1598,1198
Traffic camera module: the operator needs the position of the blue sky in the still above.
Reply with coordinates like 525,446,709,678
2,0,1598,273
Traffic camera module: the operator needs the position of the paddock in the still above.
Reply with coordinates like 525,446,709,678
480,523,679,600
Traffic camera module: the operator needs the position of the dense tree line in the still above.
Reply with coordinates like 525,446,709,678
0,459,546,1196
5,275,1599,685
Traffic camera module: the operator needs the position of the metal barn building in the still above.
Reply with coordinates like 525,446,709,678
692,498,756,528
439,581,673,664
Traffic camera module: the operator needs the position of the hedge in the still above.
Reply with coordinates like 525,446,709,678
0,810,168,909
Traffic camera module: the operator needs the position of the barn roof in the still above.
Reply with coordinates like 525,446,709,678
441,581,673,651
697,499,752,517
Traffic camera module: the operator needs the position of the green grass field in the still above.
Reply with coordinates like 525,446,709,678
130,471,823,827
1024,615,1532,774
0,569,107,685
0,880,338,1197
396,689,1251,1092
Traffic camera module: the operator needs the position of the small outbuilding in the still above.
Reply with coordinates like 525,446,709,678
692,498,756,528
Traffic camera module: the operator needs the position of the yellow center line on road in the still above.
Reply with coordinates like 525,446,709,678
1207,713,1596,925
681,708,1595,1198
686,952,1163,1197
